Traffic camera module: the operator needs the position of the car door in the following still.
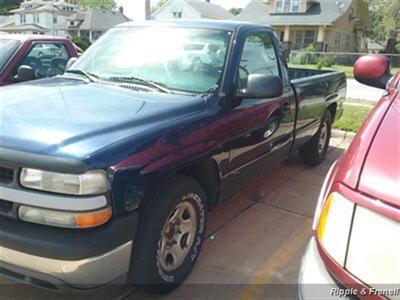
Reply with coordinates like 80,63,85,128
227,30,296,174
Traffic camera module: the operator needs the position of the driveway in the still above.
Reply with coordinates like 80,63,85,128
346,78,384,103
0,134,353,300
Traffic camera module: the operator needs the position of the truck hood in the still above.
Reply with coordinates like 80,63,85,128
0,77,205,166
358,99,400,207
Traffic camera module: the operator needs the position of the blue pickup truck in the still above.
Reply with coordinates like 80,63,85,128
0,20,345,293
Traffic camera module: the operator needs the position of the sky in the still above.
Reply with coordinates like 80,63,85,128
116,0,251,21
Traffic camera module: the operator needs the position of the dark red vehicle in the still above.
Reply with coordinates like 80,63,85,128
0,34,78,86
299,55,399,299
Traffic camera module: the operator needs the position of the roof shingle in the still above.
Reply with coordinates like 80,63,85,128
186,1,232,19
79,8,129,31
235,0,352,26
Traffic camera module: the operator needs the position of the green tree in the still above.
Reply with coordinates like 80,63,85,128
0,0,23,15
367,0,400,53
229,7,243,16
77,0,117,10
151,0,167,13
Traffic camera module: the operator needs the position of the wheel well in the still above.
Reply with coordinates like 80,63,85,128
177,159,220,211
327,103,337,120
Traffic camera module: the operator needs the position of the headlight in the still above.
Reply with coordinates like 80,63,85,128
19,205,112,228
20,168,110,195
346,205,400,286
316,192,355,266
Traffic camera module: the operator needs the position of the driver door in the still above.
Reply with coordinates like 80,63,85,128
227,30,296,173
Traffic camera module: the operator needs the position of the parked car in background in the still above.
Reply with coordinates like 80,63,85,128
182,42,222,66
0,35,78,86
0,20,345,293
299,55,399,299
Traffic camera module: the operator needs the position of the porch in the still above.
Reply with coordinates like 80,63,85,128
274,25,327,51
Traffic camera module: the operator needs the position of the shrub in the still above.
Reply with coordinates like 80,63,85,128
290,44,319,65
71,37,91,51
317,56,334,69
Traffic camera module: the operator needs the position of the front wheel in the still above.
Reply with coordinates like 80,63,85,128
129,175,207,293
299,110,332,166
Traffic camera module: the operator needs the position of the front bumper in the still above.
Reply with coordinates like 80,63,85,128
298,237,352,300
0,241,132,292
0,208,139,292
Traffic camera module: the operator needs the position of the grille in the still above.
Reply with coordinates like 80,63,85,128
0,166,14,184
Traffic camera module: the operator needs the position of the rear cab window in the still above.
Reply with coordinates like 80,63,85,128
12,41,70,79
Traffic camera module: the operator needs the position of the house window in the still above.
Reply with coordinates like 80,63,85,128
276,0,300,13
53,16,58,24
172,11,182,18
20,14,26,23
292,0,300,12
279,31,284,42
295,31,303,49
345,34,351,49
334,32,341,48
304,30,316,46
294,30,316,49
34,14,40,23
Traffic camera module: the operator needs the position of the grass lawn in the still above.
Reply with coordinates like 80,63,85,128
333,104,372,132
289,64,400,79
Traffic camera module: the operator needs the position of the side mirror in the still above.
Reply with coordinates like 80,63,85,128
16,65,35,82
66,57,78,70
354,55,392,89
237,74,283,99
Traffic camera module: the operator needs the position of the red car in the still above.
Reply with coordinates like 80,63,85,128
299,55,399,299
0,34,78,86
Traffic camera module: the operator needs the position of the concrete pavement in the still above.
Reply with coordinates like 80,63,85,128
126,134,353,300
346,78,384,103
0,135,353,300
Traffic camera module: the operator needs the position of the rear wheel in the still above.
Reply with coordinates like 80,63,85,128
299,110,332,166
129,175,207,293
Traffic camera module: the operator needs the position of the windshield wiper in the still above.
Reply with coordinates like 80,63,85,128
65,69,99,83
107,76,172,94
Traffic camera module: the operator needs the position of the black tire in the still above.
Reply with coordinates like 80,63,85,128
299,110,332,166
129,175,207,293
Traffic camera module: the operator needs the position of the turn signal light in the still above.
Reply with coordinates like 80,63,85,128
316,192,354,266
19,206,112,229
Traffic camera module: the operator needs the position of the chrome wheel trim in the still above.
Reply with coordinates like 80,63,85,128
158,201,198,272
318,122,328,154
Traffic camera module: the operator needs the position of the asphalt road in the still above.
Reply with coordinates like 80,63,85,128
0,134,352,300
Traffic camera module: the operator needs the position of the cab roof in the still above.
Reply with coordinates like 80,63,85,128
0,33,69,42
116,19,273,32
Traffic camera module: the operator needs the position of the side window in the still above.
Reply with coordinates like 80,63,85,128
238,32,280,89
20,42,70,79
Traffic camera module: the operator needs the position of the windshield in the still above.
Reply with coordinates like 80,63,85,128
0,38,21,71
72,26,232,93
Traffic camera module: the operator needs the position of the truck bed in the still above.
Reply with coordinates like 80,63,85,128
288,68,347,150
288,68,334,80
288,67,332,80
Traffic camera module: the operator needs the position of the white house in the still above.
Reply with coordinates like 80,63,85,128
0,0,77,35
154,0,232,20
